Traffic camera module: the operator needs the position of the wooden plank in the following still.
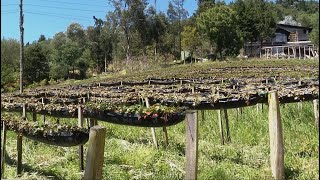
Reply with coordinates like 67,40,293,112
83,126,106,180
218,109,225,145
145,97,158,148
268,91,284,180
78,106,84,171
313,99,319,130
224,109,231,143
185,110,198,180
1,122,7,178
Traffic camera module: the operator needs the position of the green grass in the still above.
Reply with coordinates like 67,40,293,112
1,101,319,179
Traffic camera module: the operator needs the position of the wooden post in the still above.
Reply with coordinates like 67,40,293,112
298,102,302,109
19,0,24,94
287,46,290,59
162,127,169,147
224,109,231,142
236,108,239,120
260,48,262,59
17,134,22,176
276,47,279,59
1,122,7,178
266,48,268,60
257,103,263,113
312,44,315,57
218,109,224,145
89,119,97,127
78,106,84,171
268,91,284,180
32,112,36,121
308,46,311,58
83,126,106,180
313,99,319,130
41,98,45,122
145,98,158,148
304,46,306,59
299,46,301,59
185,110,198,180
201,110,205,124
17,103,26,176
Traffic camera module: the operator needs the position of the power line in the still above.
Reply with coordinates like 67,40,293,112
1,10,18,13
24,10,95,20
1,4,19,6
39,0,112,8
24,11,93,23
2,12,17,14
24,3,109,13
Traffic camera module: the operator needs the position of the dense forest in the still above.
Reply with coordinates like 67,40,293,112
1,0,319,92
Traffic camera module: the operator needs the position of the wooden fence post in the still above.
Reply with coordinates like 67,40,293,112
145,98,158,148
186,110,198,180
32,112,36,121
41,98,45,122
256,103,264,113
17,104,26,176
224,109,231,143
218,109,225,145
313,99,319,130
1,121,7,178
201,110,205,125
78,106,84,171
268,91,284,180
83,126,106,180
162,127,169,147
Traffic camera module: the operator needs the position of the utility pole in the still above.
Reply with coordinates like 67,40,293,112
19,0,24,94
17,0,24,176
154,0,157,62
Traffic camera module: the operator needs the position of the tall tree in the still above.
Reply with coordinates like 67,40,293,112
24,44,49,84
181,25,201,60
67,23,86,47
172,0,188,58
109,0,134,65
1,38,20,91
197,0,215,14
197,5,241,59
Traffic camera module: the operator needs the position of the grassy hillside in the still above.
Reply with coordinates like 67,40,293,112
2,101,318,179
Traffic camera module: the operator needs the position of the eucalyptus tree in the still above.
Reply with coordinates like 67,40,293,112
1,38,20,91
197,5,241,59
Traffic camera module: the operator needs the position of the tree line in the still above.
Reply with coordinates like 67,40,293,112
1,0,319,92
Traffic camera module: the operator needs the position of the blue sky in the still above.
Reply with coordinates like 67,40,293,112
1,0,207,43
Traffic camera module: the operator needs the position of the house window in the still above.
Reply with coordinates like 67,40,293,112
304,30,309,34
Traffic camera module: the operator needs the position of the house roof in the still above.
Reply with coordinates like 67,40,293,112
277,23,313,33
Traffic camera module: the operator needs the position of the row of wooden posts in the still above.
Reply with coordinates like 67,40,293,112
261,44,317,59
1,92,319,179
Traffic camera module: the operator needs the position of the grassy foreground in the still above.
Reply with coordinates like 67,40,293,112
1,101,319,180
